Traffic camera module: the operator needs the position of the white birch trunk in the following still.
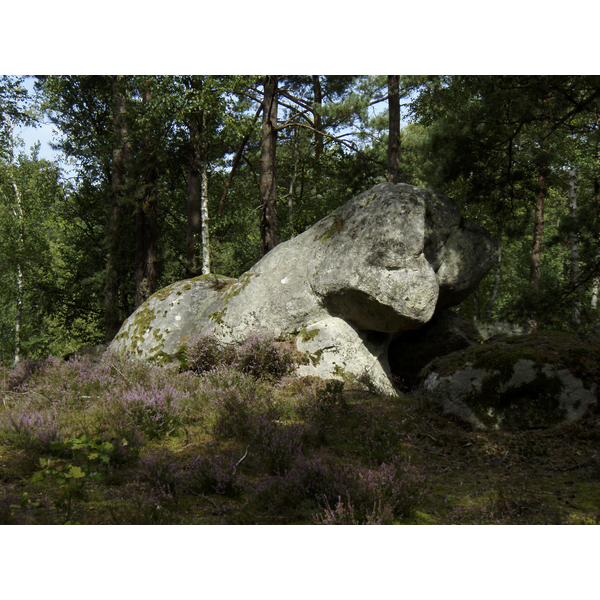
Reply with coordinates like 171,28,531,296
591,253,599,311
5,115,24,365
200,159,210,275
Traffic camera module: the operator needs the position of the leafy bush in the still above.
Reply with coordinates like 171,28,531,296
0,492,54,525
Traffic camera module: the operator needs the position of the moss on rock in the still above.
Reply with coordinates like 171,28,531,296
422,332,599,430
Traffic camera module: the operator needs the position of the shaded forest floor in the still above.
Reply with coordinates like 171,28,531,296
1,351,599,525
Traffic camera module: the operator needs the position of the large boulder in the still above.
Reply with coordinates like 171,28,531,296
421,332,599,429
109,182,499,395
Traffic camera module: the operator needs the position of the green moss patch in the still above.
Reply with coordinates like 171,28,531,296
319,214,345,244
423,331,600,391
422,332,600,430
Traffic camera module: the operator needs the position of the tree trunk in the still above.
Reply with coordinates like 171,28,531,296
592,108,600,312
5,116,24,365
134,85,159,308
569,166,581,325
484,237,502,319
387,75,401,184
105,75,128,342
529,90,550,291
186,77,205,278
200,145,210,275
529,166,547,291
260,75,279,256
288,128,300,238
312,75,323,160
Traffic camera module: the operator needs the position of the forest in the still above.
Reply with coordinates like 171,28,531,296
2,75,600,528
3,74,600,365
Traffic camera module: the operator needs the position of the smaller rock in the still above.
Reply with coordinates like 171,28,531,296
421,332,599,430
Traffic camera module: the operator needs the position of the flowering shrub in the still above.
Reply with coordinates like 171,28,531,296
311,456,426,524
137,449,183,499
201,367,280,441
252,416,304,475
186,452,245,497
1,409,63,456
354,457,426,519
183,333,236,374
106,485,176,524
105,383,188,440
2,358,46,392
355,406,404,465
315,496,395,525
236,333,297,381
297,379,347,426
256,452,353,513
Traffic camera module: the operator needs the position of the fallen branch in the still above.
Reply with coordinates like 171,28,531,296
232,445,250,476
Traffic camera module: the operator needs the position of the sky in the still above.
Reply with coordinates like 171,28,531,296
15,77,59,162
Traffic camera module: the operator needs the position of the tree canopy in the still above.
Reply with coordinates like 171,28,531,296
2,74,600,363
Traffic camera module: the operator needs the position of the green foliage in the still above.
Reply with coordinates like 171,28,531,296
4,74,600,365
31,432,114,523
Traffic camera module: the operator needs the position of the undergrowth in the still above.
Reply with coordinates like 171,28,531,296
1,330,598,525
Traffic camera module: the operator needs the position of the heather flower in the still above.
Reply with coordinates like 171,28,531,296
235,333,298,381
104,382,188,440
183,333,236,374
356,406,404,465
186,452,245,497
3,358,45,392
315,495,395,525
1,408,63,455
203,367,279,441
350,457,427,520
137,449,183,499
256,452,353,513
252,416,304,475
106,485,177,524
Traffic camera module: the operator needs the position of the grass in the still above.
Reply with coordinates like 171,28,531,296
0,333,599,525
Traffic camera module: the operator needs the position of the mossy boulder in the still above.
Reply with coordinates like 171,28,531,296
421,332,599,430
109,183,498,396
